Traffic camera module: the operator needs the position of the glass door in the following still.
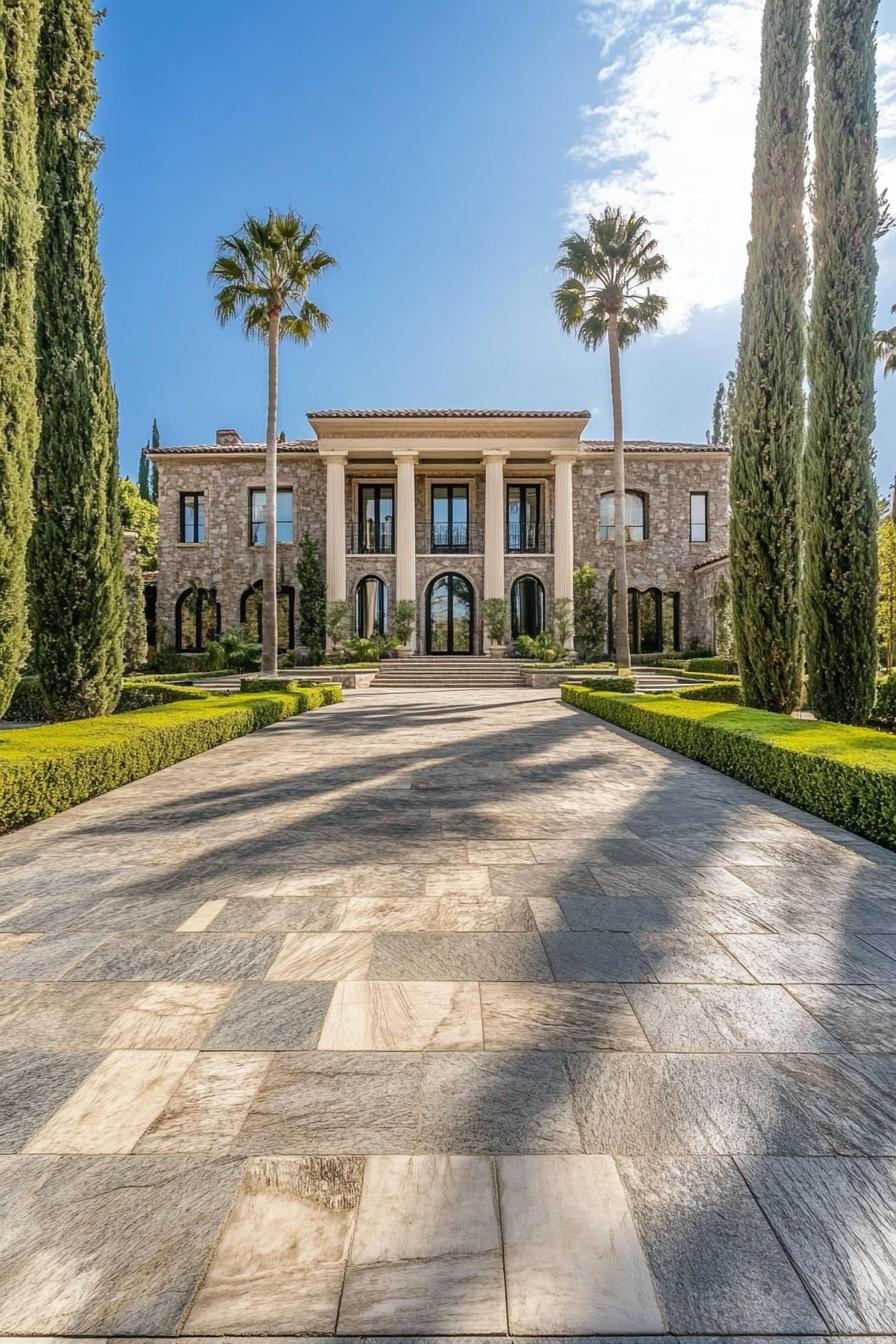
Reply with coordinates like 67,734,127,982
427,573,473,653
431,485,469,552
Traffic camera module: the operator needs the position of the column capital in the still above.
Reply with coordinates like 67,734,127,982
319,447,349,464
392,448,419,463
551,448,580,464
482,447,511,462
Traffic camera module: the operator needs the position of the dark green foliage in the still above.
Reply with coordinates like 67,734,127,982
29,0,124,720
580,675,636,693
561,685,896,850
150,419,159,503
114,679,208,711
204,626,260,672
5,675,47,722
296,531,326,663
687,656,739,675
0,0,40,719
802,0,880,724
137,442,151,500
342,635,396,662
707,370,735,445
874,672,896,729
729,0,809,714
573,563,607,661
676,681,744,704
0,686,334,831
122,569,147,672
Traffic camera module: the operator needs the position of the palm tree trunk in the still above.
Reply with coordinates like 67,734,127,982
608,313,632,672
262,309,280,674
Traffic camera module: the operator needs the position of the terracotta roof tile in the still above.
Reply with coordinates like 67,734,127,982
583,440,730,454
308,408,590,419
692,552,730,571
149,441,318,455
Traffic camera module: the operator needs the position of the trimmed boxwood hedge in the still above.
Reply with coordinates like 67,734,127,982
240,677,343,705
115,680,210,711
0,687,336,832
580,675,637,693
561,684,896,849
676,682,744,704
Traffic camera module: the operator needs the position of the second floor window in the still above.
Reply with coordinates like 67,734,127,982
359,485,394,552
249,487,293,546
600,490,647,542
690,491,708,542
507,484,540,551
179,491,205,543
432,484,469,552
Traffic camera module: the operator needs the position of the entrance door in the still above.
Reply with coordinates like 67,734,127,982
426,573,474,654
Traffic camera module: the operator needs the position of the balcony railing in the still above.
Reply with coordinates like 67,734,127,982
506,520,553,553
347,522,395,555
431,522,471,553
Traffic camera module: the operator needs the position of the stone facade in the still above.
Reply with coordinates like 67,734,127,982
149,412,730,656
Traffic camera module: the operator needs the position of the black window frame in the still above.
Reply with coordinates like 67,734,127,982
179,491,206,544
248,487,294,547
506,483,541,552
357,484,395,554
175,586,219,652
599,490,648,542
355,574,389,636
431,484,469,553
239,580,296,652
689,491,709,543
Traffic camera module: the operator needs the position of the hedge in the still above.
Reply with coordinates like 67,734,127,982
115,680,210,711
561,684,896,849
239,677,343,705
676,682,744,704
0,687,335,831
580,674,637,693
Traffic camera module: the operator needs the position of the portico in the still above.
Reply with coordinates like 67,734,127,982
311,409,588,654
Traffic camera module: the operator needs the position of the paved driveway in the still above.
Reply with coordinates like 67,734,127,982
1,686,896,1338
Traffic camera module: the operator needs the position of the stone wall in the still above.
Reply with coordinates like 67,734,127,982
154,449,728,654
155,453,326,646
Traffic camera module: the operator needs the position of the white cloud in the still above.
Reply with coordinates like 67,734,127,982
568,1,896,335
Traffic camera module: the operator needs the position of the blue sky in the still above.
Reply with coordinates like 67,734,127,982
97,0,896,492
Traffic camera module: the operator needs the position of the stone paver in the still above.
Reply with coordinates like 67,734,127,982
1,685,896,1337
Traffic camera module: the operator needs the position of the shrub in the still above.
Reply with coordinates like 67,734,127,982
325,600,349,648
392,599,417,647
688,656,738,675
579,675,636,693
482,598,509,644
5,677,49,723
875,673,896,729
561,685,896,849
205,626,261,673
676,681,744,704
664,668,742,683
0,688,330,831
573,563,607,662
512,632,565,662
115,680,210,711
239,678,342,706
342,634,397,663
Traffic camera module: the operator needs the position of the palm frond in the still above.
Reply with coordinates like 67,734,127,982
209,209,337,337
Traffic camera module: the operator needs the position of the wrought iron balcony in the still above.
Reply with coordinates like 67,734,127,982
347,522,395,555
506,520,553,554
431,521,471,553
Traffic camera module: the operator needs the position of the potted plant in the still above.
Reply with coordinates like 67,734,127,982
482,597,509,656
392,599,417,656
325,600,349,659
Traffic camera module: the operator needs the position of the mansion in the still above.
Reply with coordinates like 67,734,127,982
148,409,730,658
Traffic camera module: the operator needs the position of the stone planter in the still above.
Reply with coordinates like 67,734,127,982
488,644,507,658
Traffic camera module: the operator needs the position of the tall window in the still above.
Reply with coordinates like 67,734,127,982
356,575,388,636
431,485,469,552
510,575,546,638
507,485,540,551
358,485,394,553
249,487,294,546
175,587,218,652
690,491,708,542
179,492,205,543
599,491,647,542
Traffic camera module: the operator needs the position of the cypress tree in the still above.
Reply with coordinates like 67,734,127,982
729,0,809,714
137,441,150,500
802,0,880,724
0,0,40,718
296,531,326,664
30,0,124,719
150,417,159,502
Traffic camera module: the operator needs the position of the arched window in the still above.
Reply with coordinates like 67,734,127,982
356,575,388,637
426,573,474,654
599,491,647,542
239,581,295,652
175,587,219,652
636,588,663,654
510,574,546,639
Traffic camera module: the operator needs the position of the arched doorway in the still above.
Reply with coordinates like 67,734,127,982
510,575,545,639
426,573,474,654
239,581,295,652
356,575,388,637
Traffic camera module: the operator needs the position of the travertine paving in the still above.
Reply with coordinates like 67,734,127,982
2,685,896,1338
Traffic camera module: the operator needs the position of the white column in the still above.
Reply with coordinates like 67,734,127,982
325,453,347,604
394,450,418,648
553,451,576,648
483,450,508,600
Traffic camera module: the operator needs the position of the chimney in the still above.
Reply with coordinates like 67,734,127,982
215,428,241,446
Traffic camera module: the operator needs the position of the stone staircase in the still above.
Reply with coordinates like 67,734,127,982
372,656,526,689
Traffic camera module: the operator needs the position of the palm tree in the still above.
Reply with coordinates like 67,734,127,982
554,207,668,672
210,210,336,672
876,305,896,376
